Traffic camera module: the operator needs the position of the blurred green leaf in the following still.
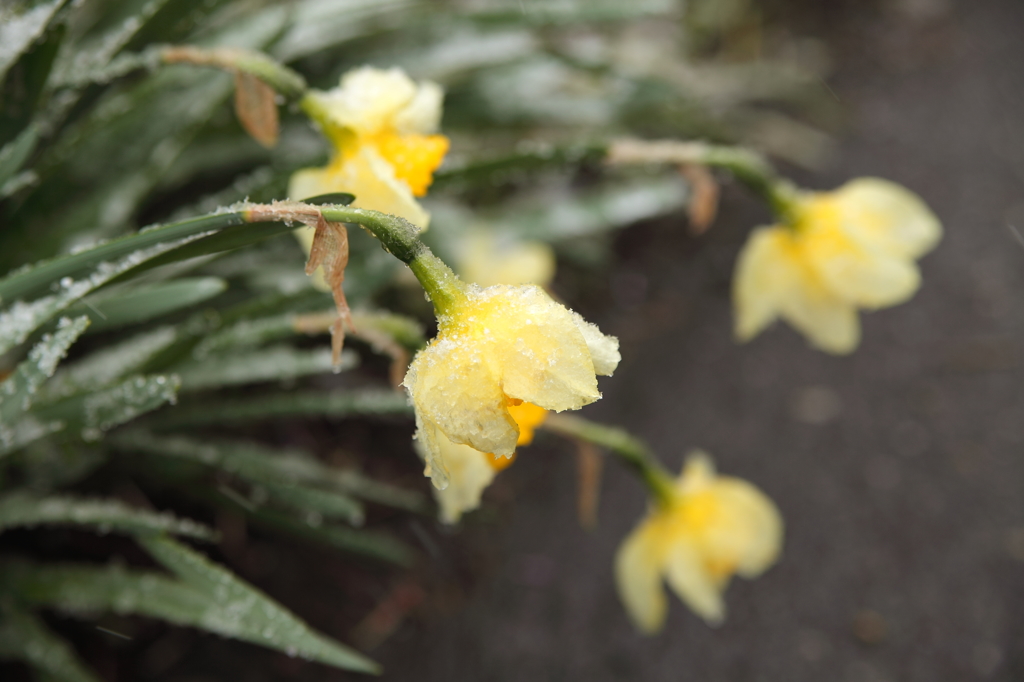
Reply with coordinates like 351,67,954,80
0,315,89,424
0,8,64,147
0,0,66,82
111,430,426,512
0,123,38,189
33,374,180,442
176,345,357,392
153,388,412,427
0,536,381,674
0,600,101,682
40,326,177,401
0,492,217,540
66,277,227,332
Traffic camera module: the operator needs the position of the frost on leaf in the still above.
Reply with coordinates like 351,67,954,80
81,375,181,441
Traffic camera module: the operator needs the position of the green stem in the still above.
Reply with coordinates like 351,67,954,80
246,203,468,318
543,414,675,507
160,46,307,100
606,138,801,226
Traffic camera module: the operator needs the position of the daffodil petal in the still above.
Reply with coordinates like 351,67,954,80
393,80,444,135
615,520,669,634
317,66,418,136
422,431,497,524
776,269,860,354
713,480,784,578
664,539,726,626
570,313,621,377
801,216,921,308
733,227,806,342
835,178,942,259
406,337,518,458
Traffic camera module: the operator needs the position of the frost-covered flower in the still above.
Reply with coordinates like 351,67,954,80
733,178,941,354
426,401,548,524
457,229,556,288
404,284,619,489
616,453,782,631
289,66,449,229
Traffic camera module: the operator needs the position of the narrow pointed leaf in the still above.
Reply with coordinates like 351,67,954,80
110,431,426,512
0,493,217,540
32,374,180,442
0,0,66,82
66,277,227,332
41,326,177,401
137,535,381,672
0,227,225,356
176,346,357,392
0,601,101,682
0,315,89,424
153,388,411,427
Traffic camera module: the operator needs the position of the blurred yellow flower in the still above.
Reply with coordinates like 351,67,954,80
289,66,449,226
426,401,548,524
615,452,782,632
458,229,556,288
733,178,941,353
404,284,619,489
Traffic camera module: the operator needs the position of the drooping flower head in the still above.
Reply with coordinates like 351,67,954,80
403,283,619,490
289,66,450,228
733,178,941,353
616,452,782,632
425,401,548,524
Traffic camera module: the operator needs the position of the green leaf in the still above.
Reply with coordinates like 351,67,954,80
176,345,357,392
0,0,66,82
0,600,101,682
0,123,38,189
138,535,380,672
259,482,364,526
0,7,64,147
0,542,381,674
232,503,413,566
0,315,89,424
33,374,180,442
40,326,177,401
0,416,62,458
0,222,237,355
152,388,412,427
0,492,217,540
66,277,227,332
110,431,426,513
191,313,299,358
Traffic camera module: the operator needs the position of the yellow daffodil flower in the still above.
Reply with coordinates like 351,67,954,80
404,284,619,490
458,229,556,288
289,66,449,290
426,402,548,524
289,66,449,226
616,452,782,632
733,178,941,353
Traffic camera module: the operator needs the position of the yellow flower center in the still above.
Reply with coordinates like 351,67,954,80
371,131,450,196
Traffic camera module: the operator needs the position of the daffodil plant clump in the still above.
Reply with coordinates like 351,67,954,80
0,1,940,678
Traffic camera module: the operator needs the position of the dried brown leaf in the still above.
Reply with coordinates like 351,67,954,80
234,72,279,148
680,163,720,235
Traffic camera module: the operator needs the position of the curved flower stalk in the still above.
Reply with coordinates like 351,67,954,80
289,66,449,229
425,402,547,524
733,178,941,353
615,452,782,631
404,282,620,490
